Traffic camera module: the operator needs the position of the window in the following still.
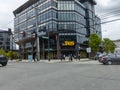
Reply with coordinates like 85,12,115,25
89,19,94,27
88,10,94,18
58,1,74,10
58,12,75,21
76,23,86,34
75,13,86,25
77,35,88,44
19,22,26,30
14,18,19,26
14,26,19,33
19,14,26,23
58,22,75,31
75,3,85,16
27,18,36,28
27,9,35,19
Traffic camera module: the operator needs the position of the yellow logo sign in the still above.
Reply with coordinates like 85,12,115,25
63,41,75,46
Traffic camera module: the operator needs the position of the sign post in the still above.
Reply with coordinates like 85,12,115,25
38,31,46,37
86,47,91,58
86,48,91,53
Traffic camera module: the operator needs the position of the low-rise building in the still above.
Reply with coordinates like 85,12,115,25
113,39,120,54
0,29,12,51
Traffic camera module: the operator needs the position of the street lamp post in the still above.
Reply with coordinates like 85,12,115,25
32,6,51,61
36,27,40,61
35,7,40,61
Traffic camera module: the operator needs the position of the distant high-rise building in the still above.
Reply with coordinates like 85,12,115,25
13,0,101,59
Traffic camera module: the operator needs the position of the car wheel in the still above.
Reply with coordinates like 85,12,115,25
103,63,106,65
107,61,112,65
2,62,7,66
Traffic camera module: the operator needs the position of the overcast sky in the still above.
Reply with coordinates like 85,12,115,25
0,0,120,40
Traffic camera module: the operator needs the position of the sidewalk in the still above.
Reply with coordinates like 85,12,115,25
8,58,93,63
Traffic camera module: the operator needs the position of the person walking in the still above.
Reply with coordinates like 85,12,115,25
78,54,80,61
61,54,63,61
63,54,66,60
69,54,73,62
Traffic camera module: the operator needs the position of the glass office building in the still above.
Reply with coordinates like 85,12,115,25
13,0,101,59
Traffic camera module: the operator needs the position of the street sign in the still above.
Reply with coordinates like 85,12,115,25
45,48,53,51
78,45,80,51
38,31,46,36
86,48,91,53
42,36,49,39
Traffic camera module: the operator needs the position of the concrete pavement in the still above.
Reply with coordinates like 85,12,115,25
2,60,120,90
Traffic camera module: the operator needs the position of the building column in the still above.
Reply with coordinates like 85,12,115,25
42,39,45,59
56,34,61,59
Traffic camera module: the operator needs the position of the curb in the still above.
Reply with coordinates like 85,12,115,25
8,58,94,63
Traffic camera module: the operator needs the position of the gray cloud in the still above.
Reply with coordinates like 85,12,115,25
0,0,119,40
0,0,27,30
96,0,120,16
95,0,120,40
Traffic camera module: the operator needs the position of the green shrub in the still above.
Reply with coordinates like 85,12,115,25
80,51,87,58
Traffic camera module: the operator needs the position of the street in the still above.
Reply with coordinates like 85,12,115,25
0,61,120,90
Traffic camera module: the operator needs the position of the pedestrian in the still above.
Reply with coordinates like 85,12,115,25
69,54,73,62
33,56,36,62
78,54,80,61
33,53,37,62
63,54,66,60
69,54,71,61
61,54,63,61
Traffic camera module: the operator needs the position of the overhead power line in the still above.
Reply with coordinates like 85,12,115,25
100,9,120,17
101,12,120,20
99,8,120,21
97,18,120,25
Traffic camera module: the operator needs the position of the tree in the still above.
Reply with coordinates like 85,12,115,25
89,33,102,53
102,38,116,53
0,49,7,56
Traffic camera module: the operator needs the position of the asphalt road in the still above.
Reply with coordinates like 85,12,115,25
0,61,120,90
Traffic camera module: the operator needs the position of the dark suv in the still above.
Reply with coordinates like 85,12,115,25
0,55,8,66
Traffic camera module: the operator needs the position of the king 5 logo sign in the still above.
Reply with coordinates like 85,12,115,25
62,41,75,46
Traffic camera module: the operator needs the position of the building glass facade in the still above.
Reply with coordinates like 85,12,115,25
0,29,12,51
13,0,101,59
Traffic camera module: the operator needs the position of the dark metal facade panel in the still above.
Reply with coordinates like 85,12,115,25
79,0,97,5
13,0,38,16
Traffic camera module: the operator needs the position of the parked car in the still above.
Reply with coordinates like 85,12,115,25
100,54,120,65
94,53,101,60
94,52,106,60
98,53,107,62
0,55,8,66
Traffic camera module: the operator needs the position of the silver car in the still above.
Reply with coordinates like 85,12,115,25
100,54,120,65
